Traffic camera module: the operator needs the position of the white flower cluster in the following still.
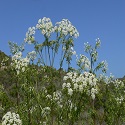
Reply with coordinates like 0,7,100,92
95,38,101,48
53,91,62,101
77,54,91,70
84,41,99,62
36,17,54,37
98,73,114,84
91,49,98,61
55,19,79,38
68,100,77,111
9,41,25,55
41,107,51,117
1,57,9,68
101,60,108,73
43,121,47,125
63,46,76,54
24,27,36,44
12,52,22,60
70,47,76,55
24,17,79,42
27,51,37,61
84,42,98,62
11,52,30,75
113,79,124,88
46,90,63,108
84,38,101,52
63,72,98,99
90,88,98,100
84,42,91,52
2,112,22,125
116,96,124,104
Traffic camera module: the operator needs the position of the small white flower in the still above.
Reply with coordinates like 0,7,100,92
74,83,78,90
68,88,73,96
91,88,97,94
63,76,68,81
27,51,37,61
116,96,124,104
66,83,71,88
79,84,83,92
2,112,22,125
91,93,95,100
24,27,36,44
46,94,52,99
43,121,46,125
62,83,67,89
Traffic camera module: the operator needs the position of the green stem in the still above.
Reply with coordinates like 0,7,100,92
38,49,46,66
47,45,51,66
45,46,47,65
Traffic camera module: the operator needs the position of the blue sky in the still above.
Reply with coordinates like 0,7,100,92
0,0,125,78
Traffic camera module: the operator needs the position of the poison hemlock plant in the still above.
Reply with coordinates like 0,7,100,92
1,17,125,125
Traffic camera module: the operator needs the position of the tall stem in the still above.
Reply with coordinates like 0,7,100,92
47,45,51,66
38,49,45,66
16,76,20,112
27,95,32,125
45,46,47,65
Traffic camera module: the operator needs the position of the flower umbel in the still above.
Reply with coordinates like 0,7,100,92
24,27,36,44
55,19,79,38
2,112,22,125
36,17,54,38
